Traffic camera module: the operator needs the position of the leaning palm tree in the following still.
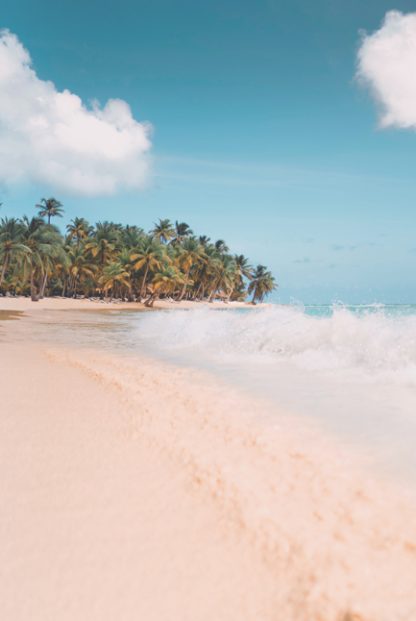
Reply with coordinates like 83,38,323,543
36,198,64,225
151,218,175,244
0,218,30,289
229,254,253,300
248,265,277,304
144,266,185,307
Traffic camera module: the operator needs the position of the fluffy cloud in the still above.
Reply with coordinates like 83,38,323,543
357,11,416,129
0,30,152,195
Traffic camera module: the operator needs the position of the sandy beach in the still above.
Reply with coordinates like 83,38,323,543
1,308,416,621
0,295,262,313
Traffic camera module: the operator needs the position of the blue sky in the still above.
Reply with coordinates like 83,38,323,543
1,0,416,303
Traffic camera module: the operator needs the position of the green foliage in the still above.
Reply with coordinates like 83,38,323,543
0,201,277,303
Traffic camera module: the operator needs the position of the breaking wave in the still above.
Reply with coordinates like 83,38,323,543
137,304,416,381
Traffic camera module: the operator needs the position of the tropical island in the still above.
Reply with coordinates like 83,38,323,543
0,197,276,306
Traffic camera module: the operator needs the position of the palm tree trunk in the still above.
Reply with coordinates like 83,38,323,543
140,263,150,299
177,267,190,301
30,269,39,302
195,282,204,300
208,276,220,302
144,292,157,307
0,253,10,288
40,273,48,298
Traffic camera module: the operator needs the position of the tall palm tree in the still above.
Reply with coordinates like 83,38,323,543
208,254,237,302
0,218,30,289
85,222,119,267
248,265,277,304
151,218,175,244
66,246,97,297
21,217,65,301
130,238,166,298
36,198,64,224
229,254,253,300
176,237,206,300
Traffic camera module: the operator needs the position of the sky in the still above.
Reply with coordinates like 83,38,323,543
1,0,416,303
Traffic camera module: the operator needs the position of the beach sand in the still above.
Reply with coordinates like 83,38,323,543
0,295,261,312
1,310,416,620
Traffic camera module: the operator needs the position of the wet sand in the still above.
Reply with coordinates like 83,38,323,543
1,314,416,620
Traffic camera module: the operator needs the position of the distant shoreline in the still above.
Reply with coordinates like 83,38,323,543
0,295,268,313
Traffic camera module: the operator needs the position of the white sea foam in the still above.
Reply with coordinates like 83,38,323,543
137,305,416,383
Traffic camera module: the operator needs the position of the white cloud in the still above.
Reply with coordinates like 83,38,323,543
357,11,416,129
0,30,152,195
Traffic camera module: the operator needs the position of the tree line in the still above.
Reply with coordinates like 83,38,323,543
0,197,277,305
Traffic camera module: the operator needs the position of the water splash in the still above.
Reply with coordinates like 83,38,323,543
136,305,416,382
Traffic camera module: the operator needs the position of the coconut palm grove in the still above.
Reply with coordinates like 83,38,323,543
0,198,276,305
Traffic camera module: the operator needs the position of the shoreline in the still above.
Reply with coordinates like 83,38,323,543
0,295,267,313
1,315,416,620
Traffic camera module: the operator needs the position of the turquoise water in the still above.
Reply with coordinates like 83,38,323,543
303,303,416,318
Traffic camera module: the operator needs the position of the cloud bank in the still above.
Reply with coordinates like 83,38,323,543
357,11,416,129
0,30,152,195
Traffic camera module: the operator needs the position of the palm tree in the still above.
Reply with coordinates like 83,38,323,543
0,204,276,303
172,221,193,244
198,235,211,247
36,198,64,224
66,246,97,297
208,254,237,302
176,237,206,300
130,238,166,299
151,218,175,244
229,254,253,300
121,225,145,250
66,217,92,246
145,266,185,307
248,265,277,304
0,218,30,289
21,217,65,301
214,239,229,254
100,262,131,300
85,222,119,268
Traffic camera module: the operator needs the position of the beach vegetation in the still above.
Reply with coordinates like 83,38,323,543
0,202,277,303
